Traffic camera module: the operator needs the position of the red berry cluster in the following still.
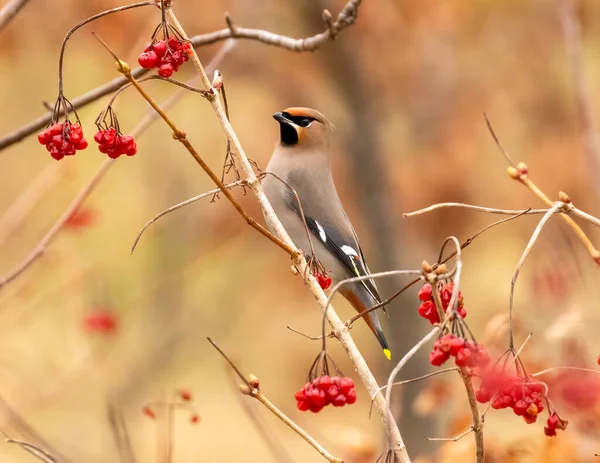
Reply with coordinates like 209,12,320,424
38,122,88,160
94,127,137,159
417,282,467,325
138,37,192,77
544,411,568,436
314,271,332,290
295,375,356,413
429,334,490,368
476,372,546,424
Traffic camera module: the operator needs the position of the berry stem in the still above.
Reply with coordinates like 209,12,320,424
57,1,153,96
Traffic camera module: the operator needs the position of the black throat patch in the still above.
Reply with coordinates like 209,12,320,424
280,123,298,145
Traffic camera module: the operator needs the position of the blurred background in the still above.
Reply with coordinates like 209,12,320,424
1,0,600,461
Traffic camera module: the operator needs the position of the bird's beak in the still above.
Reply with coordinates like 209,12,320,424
273,112,291,125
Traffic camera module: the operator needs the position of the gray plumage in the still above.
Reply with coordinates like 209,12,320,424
262,107,390,358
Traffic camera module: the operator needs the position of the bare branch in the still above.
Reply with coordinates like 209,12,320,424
508,203,562,348
485,116,600,263
532,366,600,377
428,426,474,442
131,178,249,253
5,438,58,463
404,203,547,218
458,369,484,463
208,338,343,463
0,1,361,153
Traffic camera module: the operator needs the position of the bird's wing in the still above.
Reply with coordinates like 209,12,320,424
282,180,382,303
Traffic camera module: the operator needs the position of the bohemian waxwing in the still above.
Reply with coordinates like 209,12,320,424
262,107,391,360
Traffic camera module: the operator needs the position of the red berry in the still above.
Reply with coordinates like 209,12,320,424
429,348,449,366
331,394,347,407
297,400,309,411
138,51,159,68
418,283,432,302
158,63,174,78
168,36,180,48
475,387,491,404
346,388,357,404
455,347,472,367
544,426,557,437
449,336,465,356
315,271,331,290
326,385,340,401
313,375,333,391
153,40,167,57
339,377,354,395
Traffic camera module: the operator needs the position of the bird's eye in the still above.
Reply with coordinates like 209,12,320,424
300,118,312,127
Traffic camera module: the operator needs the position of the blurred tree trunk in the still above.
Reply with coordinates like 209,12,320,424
295,2,435,456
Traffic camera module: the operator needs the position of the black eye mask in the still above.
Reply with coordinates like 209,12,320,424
282,112,316,127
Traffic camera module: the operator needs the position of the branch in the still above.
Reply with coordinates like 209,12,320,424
0,0,361,153
404,203,548,217
164,4,410,461
458,369,484,463
0,45,233,290
131,177,250,253
508,203,562,348
485,116,600,263
5,438,57,463
0,0,30,32
207,338,342,463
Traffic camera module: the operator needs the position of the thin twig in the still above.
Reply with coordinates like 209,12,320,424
404,204,547,218
207,338,343,463
5,438,58,463
484,113,517,167
532,366,600,377
508,204,562,348
428,427,474,442
369,368,458,418
485,116,600,263
227,372,295,463
0,0,30,32
383,327,441,446
131,178,249,253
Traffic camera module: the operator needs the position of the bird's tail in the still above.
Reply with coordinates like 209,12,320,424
340,286,391,360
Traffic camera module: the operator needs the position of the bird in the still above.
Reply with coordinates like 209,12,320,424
262,107,391,360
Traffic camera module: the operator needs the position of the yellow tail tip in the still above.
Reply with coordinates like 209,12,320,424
383,349,392,360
